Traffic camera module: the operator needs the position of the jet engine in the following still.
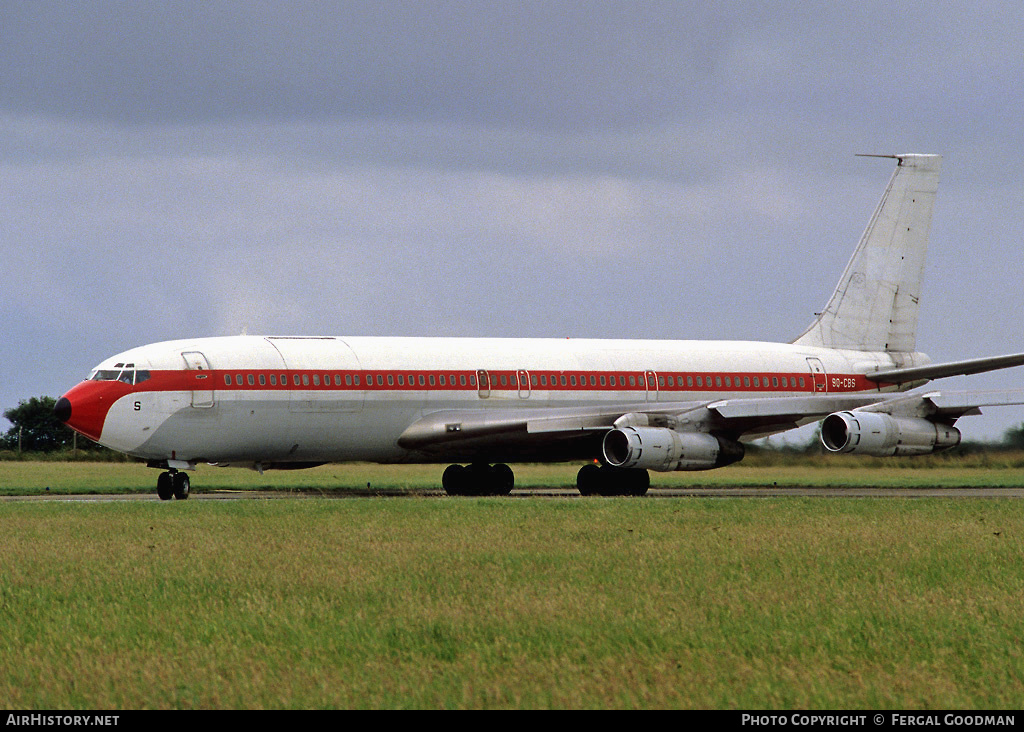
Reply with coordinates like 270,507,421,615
602,426,744,471
820,411,961,456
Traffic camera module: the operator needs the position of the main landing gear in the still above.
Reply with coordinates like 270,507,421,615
156,470,190,501
440,462,651,497
576,463,650,496
442,463,515,496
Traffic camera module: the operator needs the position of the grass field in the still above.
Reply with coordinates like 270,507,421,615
6,455,1024,495
2,462,1024,709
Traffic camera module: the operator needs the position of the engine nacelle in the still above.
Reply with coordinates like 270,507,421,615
820,411,961,456
602,427,744,471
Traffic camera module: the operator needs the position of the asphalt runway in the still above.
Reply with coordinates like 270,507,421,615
6,486,1024,502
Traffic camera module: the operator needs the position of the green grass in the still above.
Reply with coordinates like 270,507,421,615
1,498,1023,709
5,458,1024,496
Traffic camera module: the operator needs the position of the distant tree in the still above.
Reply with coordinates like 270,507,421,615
1,396,77,452
1003,422,1024,450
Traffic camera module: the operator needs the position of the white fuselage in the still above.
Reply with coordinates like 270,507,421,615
64,335,920,467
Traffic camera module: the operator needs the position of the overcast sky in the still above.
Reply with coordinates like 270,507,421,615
3,0,1024,441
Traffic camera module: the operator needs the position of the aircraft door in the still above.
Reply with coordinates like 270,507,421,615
517,370,531,399
645,370,659,402
806,357,828,393
477,370,490,399
181,351,215,408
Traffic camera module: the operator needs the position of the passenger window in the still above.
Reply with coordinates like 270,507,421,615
772,377,779,388
619,376,626,386
439,375,445,386
377,375,383,386
270,374,277,386
313,375,320,386
419,375,426,386
687,376,694,387
696,376,703,387
237,374,244,385
429,374,435,386
560,375,567,386
388,374,395,386
724,377,731,387
744,377,750,387
461,375,468,386
302,374,310,386
600,375,606,386
629,375,636,387
225,375,232,386
354,375,361,386
335,375,342,386
259,374,266,386
715,376,722,387
753,377,760,387
799,377,806,388
346,374,352,386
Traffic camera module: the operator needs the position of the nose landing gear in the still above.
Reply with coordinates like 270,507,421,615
156,470,190,500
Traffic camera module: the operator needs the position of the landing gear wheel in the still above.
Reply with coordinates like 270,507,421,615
491,463,514,495
157,471,174,501
442,464,468,496
172,472,190,500
442,463,516,496
577,463,602,496
577,464,649,496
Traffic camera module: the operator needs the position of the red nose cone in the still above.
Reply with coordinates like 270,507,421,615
57,381,129,442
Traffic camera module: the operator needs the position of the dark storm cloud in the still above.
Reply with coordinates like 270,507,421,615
1,0,749,128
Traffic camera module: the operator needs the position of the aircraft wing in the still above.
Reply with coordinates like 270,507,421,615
857,389,1024,419
397,394,887,457
397,389,1024,459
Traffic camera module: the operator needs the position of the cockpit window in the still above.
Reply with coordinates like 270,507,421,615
90,370,122,381
89,366,149,384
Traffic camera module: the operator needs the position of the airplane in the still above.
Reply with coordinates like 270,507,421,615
54,153,1024,499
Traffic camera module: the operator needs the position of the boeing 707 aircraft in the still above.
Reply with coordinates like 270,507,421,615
55,154,1024,498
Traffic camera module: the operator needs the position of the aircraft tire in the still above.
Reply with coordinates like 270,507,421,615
577,463,602,496
157,471,174,501
172,472,190,500
491,463,514,495
581,465,650,496
442,464,468,496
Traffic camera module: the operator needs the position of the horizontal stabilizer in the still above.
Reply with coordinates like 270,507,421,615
866,352,1024,384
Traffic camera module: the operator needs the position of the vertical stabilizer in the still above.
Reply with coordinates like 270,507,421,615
793,154,941,352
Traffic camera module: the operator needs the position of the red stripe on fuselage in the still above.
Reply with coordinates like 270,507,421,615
124,368,886,394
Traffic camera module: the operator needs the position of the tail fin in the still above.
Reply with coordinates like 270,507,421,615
793,153,942,352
